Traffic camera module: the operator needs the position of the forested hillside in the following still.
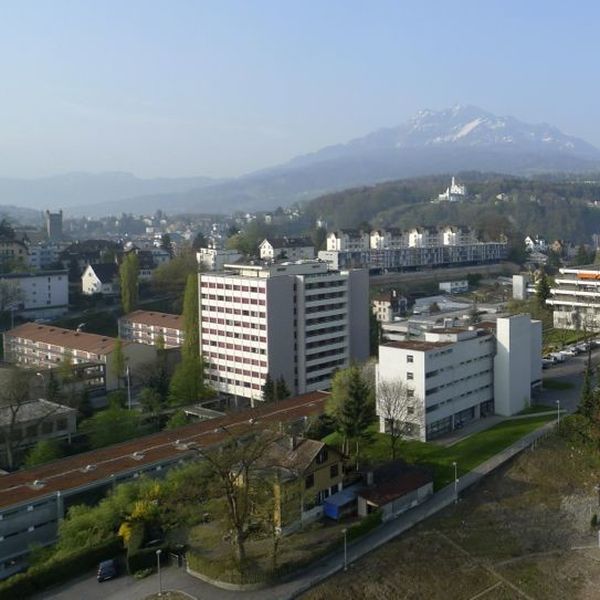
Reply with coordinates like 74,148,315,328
305,173,600,244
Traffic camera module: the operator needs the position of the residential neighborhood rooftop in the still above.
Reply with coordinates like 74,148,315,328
383,340,453,351
121,310,183,329
0,391,330,510
5,322,129,355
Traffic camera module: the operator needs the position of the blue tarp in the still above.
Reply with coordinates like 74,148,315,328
323,485,360,520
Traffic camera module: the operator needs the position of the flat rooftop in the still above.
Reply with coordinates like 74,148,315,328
0,391,329,510
383,340,453,351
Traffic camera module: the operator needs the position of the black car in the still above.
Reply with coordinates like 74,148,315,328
97,559,118,582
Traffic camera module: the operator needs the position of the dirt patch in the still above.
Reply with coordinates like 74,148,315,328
302,434,600,600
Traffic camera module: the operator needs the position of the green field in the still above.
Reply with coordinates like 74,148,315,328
325,414,555,489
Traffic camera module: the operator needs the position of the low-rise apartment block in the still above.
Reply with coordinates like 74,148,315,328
320,226,507,272
0,391,328,579
119,310,185,348
3,323,157,391
376,315,542,441
199,260,369,404
546,265,600,329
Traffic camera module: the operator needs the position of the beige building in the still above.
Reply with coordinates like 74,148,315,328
119,310,185,348
0,238,29,268
3,323,157,391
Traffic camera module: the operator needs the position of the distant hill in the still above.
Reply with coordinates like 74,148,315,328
4,106,600,217
91,105,600,216
304,173,600,245
0,172,216,215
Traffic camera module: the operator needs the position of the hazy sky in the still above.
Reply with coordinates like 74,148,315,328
1,0,599,179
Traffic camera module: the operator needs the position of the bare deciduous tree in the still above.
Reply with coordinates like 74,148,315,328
377,378,423,460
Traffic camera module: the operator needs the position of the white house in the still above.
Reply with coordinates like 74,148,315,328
81,263,119,296
258,237,315,261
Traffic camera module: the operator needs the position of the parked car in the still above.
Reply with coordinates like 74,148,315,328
549,352,566,363
560,348,577,357
97,559,118,582
542,358,555,369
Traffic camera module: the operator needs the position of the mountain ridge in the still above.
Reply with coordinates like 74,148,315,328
3,106,600,217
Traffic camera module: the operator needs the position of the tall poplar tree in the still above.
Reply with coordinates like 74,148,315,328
182,274,199,360
120,253,139,314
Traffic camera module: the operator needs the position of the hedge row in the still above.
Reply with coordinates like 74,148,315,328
125,522,169,574
0,536,122,600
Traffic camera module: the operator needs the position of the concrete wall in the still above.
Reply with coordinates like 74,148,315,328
494,315,532,416
266,276,295,396
348,269,370,363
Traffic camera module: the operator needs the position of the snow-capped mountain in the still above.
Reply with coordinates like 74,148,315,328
288,105,600,166
66,106,600,215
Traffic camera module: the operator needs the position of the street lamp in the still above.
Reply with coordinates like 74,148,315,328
156,549,162,597
556,400,561,429
452,461,458,504
342,528,348,571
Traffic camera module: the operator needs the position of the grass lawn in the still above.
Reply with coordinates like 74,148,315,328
543,327,586,351
542,378,575,391
324,414,555,489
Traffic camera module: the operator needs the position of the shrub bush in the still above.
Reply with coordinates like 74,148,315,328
0,536,122,600
347,509,382,541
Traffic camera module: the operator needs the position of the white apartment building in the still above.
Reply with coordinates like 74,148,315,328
199,261,369,404
0,270,69,319
196,247,243,271
376,315,542,441
546,265,600,330
4,323,157,391
320,226,507,272
259,237,315,262
119,310,185,348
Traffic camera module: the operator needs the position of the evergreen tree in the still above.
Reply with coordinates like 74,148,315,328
45,371,62,403
580,365,596,419
182,274,199,360
327,365,375,468
112,338,126,389
535,271,551,309
340,366,375,469
275,376,290,402
263,374,275,402
161,233,174,258
119,253,139,313
192,232,207,250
